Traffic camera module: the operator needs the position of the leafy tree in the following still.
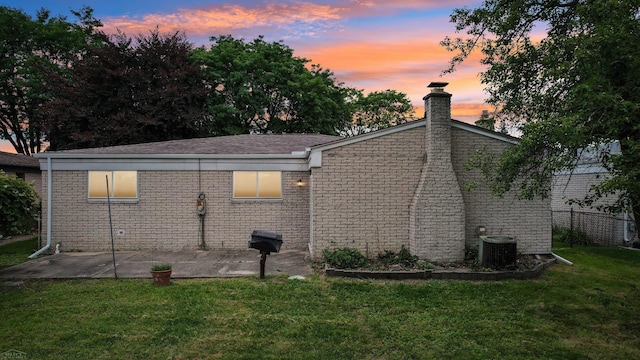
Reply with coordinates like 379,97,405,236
475,110,507,134
41,30,208,150
475,111,495,131
342,89,415,136
192,35,351,135
442,0,640,220
0,171,40,236
0,6,103,155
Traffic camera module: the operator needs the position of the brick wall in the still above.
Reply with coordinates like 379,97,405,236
310,124,552,259
311,127,425,257
451,128,552,254
41,170,310,252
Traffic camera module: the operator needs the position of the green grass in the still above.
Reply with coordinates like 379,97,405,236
1,243,639,359
0,238,38,270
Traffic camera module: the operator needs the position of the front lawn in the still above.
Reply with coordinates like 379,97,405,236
1,243,638,359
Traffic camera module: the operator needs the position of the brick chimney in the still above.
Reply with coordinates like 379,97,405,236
409,82,465,262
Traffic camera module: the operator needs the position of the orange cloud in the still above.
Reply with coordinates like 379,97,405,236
0,141,16,153
292,25,489,119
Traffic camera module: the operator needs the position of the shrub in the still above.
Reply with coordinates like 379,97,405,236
464,246,478,261
377,245,418,267
0,171,40,237
552,225,593,246
322,247,367,269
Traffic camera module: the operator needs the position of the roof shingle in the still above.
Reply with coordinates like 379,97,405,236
0,151,40,168
48,134,341,155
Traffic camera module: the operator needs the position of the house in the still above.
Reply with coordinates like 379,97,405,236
552,143,637,245
34,83,551,261
0,151,42,197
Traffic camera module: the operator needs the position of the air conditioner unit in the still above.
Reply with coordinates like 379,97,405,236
480,236,517,269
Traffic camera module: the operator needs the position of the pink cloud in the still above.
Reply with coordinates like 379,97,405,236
102,2,345,37
101,1,478,38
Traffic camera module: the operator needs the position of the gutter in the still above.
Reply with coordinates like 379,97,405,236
29,156,52,259
33,152,308,160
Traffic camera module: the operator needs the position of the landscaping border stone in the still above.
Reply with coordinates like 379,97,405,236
325,258,555,281
325,268,431,280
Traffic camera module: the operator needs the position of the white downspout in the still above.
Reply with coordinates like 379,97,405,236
308,174,314,258
29,156,52,259
551,252,573,266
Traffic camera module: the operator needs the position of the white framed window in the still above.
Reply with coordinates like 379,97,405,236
88,171,138,199
233,171,282,199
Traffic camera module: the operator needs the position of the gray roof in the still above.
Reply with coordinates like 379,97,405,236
0,151,40,168
49,134,341,155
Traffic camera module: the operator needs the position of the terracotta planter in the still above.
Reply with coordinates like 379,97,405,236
151,269,172,286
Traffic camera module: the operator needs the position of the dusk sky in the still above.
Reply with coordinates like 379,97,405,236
1,0,489,153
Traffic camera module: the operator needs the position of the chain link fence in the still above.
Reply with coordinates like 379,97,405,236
552,209,637,247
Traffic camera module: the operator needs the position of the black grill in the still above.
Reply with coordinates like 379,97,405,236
248,230,283,279
249,230,283,254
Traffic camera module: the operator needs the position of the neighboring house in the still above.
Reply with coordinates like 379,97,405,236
34,83,551,262
0,151,42,198
552,143,637,245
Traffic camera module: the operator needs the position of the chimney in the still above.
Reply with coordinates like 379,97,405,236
409,82,466,262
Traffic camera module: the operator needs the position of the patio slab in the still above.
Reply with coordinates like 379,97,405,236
0,249,313,279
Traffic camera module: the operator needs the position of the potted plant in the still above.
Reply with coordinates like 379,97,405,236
150,263,172,286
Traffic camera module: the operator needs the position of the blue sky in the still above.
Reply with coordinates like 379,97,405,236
1,0,489,152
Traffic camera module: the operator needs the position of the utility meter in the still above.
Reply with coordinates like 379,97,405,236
197,192,206,216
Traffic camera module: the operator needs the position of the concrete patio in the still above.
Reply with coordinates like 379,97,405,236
0,249,313,279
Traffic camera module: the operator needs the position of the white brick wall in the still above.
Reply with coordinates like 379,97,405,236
41,170,310,252
451,128,552,254
40,128,552,258
310,123,552,259
311,127,425,258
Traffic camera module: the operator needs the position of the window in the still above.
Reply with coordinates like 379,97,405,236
233,171,282,199
88,171,137,199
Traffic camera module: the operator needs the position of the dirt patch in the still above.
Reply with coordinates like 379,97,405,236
430,254,555,273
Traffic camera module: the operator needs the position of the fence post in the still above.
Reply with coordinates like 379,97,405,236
570,208,574,248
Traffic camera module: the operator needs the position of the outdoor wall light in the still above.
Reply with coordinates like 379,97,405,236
296,179,304,187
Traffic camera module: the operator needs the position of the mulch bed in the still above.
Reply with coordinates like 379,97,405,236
323,254,557,281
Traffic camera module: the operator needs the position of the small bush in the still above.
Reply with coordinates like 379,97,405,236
377,245,418,267
464,246,478,261
323,247,367,269
553,225,593,246
0,171,40,237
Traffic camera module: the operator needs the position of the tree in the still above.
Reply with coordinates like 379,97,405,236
475,110,507,134
41,30,208,150
442,0,640,221
191,35,352,135
0,6,103,155
342,89,415,136
0,171,40,236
